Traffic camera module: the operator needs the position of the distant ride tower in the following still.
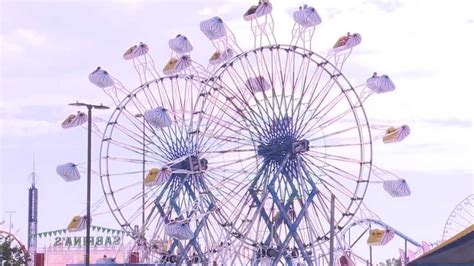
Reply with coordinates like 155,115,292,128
28,161,39,266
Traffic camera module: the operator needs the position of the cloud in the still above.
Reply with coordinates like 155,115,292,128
0,119,60,138
421,119,472,128
0,95,75,117
197,7,213,16
15,29,45,46
0,28,46,59
198,6,233,16
0,28,45,48
367,0,403,12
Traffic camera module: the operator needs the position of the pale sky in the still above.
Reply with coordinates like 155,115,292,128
1,0,473,263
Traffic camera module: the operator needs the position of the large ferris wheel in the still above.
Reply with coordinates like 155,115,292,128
62,1,415,264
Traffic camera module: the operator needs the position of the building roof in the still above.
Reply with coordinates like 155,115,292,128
408,224,474,265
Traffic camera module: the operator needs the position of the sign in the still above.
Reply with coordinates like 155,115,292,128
53,235,122,247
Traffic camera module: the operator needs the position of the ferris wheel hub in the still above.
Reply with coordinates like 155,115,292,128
171,155,208,172
257,138,309,162
256,116,309,163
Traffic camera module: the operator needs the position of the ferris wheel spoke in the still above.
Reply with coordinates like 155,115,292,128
298,93,348,137
284,51,312,119
455,213,472,225
200,99,249,134
292,75,337,134
198,123,254,157
202,132,255,151
200,97,251,138
206,146,256,155
300,154,358,197
148,80,196,155
125,189,163,229
107,138,168,164
103,180,142,197
223,66,273,133
305,125,362,145
206,167,254,193
303,155,363,184
298,159,356,228
291,58,328,113
116,187,160,223
117,107,186,161
208,152,258,170
141,84,159,108
306,150,364,164
238,55,277,120
210,165,263,218
310,142,371,149
208,89,266,142
255,48,285,118
300,106,358,143
108,122,172,162
254,49,283,118
298,76,338,131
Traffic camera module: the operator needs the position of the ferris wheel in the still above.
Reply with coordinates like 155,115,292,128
442,194,474,241
87,1,412,265
201,44,372,264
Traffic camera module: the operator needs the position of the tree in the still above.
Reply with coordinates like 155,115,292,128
377,257,402,266
0,234,29,266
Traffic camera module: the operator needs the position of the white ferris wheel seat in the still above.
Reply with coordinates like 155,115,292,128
89,66,115,88
144,107,172,128
367,73,396,93
56,162,81,182
243,1,273,21
168,34,193,54
123,42,149,60
165,221,194,240
200,16,227,40
245,76,271,92
383,179,411,197
293,5,322,28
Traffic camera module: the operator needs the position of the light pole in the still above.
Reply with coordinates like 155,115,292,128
6,211,15,235
134,114,146,229
134,113,146,263
69,101,109,266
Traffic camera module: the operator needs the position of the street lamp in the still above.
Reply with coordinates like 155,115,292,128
69,101,109,266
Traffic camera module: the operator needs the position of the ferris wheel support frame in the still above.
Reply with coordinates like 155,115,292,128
153,177,212,264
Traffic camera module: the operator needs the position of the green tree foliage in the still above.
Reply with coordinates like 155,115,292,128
377,257,402,266
0,234,29,266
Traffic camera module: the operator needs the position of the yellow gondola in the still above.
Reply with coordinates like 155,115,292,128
67,215,86,232
163,58,178,75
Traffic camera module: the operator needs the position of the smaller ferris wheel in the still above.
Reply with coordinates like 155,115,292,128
442,194,474,241
0,229,29,264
